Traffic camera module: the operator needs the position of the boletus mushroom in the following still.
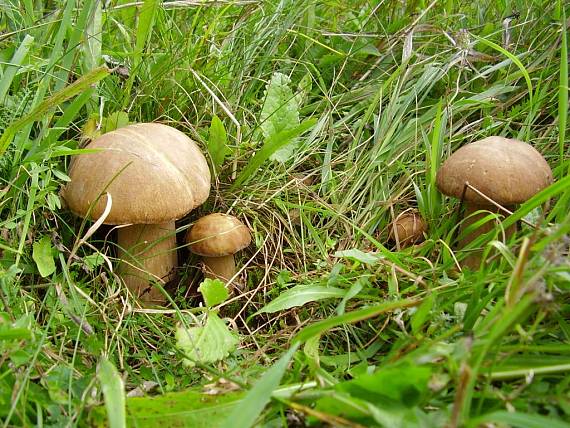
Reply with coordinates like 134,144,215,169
389,211,427,249
436,136,552,267
187,213,251,285
61,123,210,304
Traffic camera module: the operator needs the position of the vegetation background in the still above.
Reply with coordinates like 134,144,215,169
0,0,569,426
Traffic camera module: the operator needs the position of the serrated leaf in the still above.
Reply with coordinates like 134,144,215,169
198,278,229,308
207,115,230,172
176,313,238,366
334,249,381,265
32,236,56,277
260,72,300,163
255,284,347,315
83,252,106,271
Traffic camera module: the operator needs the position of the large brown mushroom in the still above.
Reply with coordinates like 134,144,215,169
436,136,552,267
62,123,210,304
187,213,251,285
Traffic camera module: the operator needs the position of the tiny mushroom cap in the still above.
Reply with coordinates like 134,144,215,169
187,213,251,257
389,212,427,248
62,122,210,224
436,136,553,205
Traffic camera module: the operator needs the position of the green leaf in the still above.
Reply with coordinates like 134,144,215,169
334,248,381,265
97,357,126,428
469,411,570,428
32,236,56,277
411,292,435,335
207,115,230,172
176,313,238,366
339,362,432,407
103,111,130,133
260,72,300,163
294,298,419,344
134,0,158,64
82,252,106,271
220,344,300,428
198,278,229,308
336,278,366,315
255,284,347,315
89,389,244,428
231,118,316,189
0,327,32,341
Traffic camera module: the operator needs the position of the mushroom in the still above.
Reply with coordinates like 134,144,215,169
187,213,251,285
436,136,553,267
61,123,210,304
389,211,427,249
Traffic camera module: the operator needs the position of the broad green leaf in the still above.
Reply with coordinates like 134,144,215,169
338,362,432,407
231,119,316,189
0,327,32,341
176,313,238,366
32,236,56,277
97,357,126,428
260,72,300,163
207,115,230,172
89,389,244,428
334,248,381,265
198,278,229,308
469,411,570,428
220,344,300,428
255,284,347,315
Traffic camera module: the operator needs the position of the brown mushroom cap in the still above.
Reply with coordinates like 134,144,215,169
187,213,251,257
436,136,553,205
61,123,211,224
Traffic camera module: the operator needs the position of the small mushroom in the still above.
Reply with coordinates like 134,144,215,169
61,123,210,304
187,213,251,285
436,136,552,267
389,212,427,248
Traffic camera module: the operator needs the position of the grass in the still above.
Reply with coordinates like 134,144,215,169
0,0,569,427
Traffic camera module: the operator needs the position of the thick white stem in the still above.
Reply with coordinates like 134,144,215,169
117,221,177,305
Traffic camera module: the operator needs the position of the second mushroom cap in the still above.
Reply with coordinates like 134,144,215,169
436,136,553,205
187,213,251,256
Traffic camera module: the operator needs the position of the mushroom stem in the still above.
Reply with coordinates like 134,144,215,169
458,203,517,268
201,255,236,283
117,221,177,304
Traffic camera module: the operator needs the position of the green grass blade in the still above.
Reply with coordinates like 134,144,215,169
98,357,126,428
0,34,34,101
0,66,110,156
220,344,300,428
231,118,316,189
293,298,419,344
